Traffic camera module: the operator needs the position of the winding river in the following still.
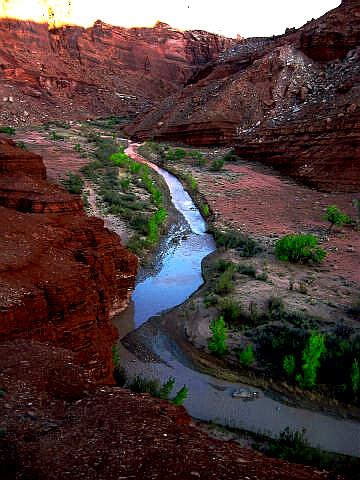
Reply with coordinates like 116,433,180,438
113,144,360,458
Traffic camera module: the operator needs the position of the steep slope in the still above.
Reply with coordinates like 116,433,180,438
0,19,233,125
129,0,360,192
0,135,137,383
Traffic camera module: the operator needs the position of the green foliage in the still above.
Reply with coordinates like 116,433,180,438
74,143,82,152
283,354,296,378
237,263,256,277
214,265,236,294
275,234,326,264
166,147,187,161
204,292,219,307
223,149,238,162
208,316,228,357
210,228,261,257
210,159,224,171
238,344,255,366
159,377,176,400
16,141,27,150
201,203,210,217
325,204,352,232
62,172,84,194
129,375,161,397
0,126,15,135
183,172,197,191
351,359,360,394
296,332,326,389
171,385,189,405
218,297,242,325
112,344,120,368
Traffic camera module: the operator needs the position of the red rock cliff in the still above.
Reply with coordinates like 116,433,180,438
0,19,233,125
0,136,138,383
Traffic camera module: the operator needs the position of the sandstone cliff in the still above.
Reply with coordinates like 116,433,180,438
0,136,137,383
0,19,233,125
129,0,360,192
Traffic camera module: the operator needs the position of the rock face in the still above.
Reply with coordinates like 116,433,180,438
0,136,137,383
0,18,233,125
129,0,360,192
0,339,334,480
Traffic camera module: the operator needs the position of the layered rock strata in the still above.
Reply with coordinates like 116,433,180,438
0,136,137,383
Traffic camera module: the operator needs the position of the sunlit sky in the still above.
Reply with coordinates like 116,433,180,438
0,0,341,37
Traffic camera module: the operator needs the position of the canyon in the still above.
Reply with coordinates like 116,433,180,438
0,0,359,478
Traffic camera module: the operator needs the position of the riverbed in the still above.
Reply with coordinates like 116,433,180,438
113,144,360,458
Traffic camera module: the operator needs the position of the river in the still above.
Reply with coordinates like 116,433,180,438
113,144,360,458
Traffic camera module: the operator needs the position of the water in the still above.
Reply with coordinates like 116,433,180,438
115,146,360,458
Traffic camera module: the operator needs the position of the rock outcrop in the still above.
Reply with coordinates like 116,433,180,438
0,339,335,480
0,18,233,125
129,0,360,192
0,136,137,383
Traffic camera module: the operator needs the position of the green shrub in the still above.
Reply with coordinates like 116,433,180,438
215,266,236,294
267,296,285,321
159,377,176,400
129,375,161,396
283,354,296,378
171,385,189,405
211,229,261,257
201,203,210,217
0,126,15,135
62,172,84,194
296,332,326,389
16,141,27,150
166,147,187,161
208,316,228,356
74,143,82,152
275,234,326,264
112,344,120,368
351,359,360,394
210,159,224,171
219,297,242,325
238,344,255,366
204,292,219,307
325,205,352,232
238,263,256,277
223,149,238,162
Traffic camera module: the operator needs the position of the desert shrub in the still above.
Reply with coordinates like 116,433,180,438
171,385,189,405
325,204,352,232
159,377,175,400
204,292,219,307
182,172,197,191
238,263,256,277
223,149,238,162
210,159,224,171
62,172,84,194
0,126,15,135
238,344,255,366
275,234,326,264
211,229,261,257
201,203,210,217
351,359,360,395
267,296,285,321
214,266,236,294
166,147,187,161
208,316,228,356
129,375,161,396
218,297,242,325
283,354,296,378
211,259,236,274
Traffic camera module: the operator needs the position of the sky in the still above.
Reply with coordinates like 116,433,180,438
0,0,342,37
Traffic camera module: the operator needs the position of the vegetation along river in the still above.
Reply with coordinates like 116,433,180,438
113,144,360,458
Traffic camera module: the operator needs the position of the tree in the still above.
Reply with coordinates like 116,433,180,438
208,316,228,356
238,345,255,367
325,205,352,233
275,234,326,264
351,359,360,395
171,385,189,406
283,354,296,379
296,332,326,389
159,377,175,400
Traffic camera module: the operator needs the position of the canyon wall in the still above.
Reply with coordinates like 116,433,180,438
129,0,360,192
0,18,233,126
0,135,137,383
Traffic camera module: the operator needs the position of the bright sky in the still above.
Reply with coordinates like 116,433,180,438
1,0,342,37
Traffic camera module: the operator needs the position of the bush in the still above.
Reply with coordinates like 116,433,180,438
0,126,15,135
296,332,326,389
223,149,238,162
129,375,161,397
201,203,210,217
238,263,256,277
171,385,189,405
283,354,296,378
325,205,352,232
275,234,326,264
208,316,228,356
166,147,187,161
211,229,261,257
215,266,236,294
210,159,224,171
238,344,255,366
62,172,84,194
159,377,176,400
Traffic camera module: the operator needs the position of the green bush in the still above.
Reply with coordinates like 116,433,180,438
210,159,224,171
159,377,176,400
62,172,84,194
283,354,296,378
208,316,228,357
201,203,210,217
275,234,326,263
218,297,242,325
238,344,255,366
0,126,15,135
296,332,326,389
211,229,261,257
166,147,187,161
223,149,238,162
325,205,352,232
351,359,360,394
171,385,189,405
129,375,161,396
215,266,236,294
238,263,256,277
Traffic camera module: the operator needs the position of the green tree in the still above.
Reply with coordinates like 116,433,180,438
171,385,189,405
325,205,352,233
296,333,326,389
283,354,296,378
351,359,360,395
238,345,255,367
208,316,228,356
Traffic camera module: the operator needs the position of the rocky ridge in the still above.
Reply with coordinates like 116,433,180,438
129,0,360,192
0,19,233,125
0,135,137,383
